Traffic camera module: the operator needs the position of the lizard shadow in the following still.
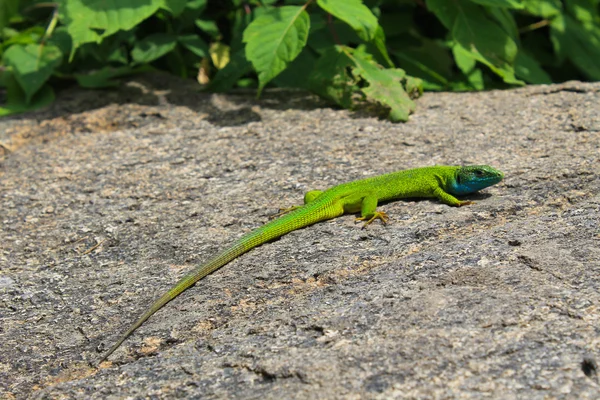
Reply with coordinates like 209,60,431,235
379,192,494,208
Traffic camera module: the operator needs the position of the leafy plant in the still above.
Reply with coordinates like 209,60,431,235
1,0,599,120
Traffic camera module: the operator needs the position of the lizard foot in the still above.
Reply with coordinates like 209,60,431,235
458,200,475,207
356,211,389,229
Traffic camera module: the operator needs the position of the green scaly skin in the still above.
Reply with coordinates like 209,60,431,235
98,165,503,364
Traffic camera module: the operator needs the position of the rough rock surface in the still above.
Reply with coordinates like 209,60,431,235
1,76,599,399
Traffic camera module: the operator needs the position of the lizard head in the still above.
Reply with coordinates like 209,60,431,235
450,165,504,195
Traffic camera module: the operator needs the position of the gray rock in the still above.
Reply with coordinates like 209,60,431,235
1,76,599,399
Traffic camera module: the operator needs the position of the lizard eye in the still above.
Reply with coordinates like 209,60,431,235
475,170,484,176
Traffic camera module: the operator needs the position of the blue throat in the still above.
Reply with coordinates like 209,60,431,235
449,179,494,195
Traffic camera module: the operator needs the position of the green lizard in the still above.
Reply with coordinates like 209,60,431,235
98,165,503,363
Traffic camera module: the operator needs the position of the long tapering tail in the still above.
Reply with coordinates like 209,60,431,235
97,242,246,364
97,200,336,364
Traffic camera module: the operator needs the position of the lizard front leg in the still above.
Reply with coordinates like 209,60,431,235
433,187,474,207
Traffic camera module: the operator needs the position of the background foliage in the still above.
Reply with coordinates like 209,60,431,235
0,0,599,120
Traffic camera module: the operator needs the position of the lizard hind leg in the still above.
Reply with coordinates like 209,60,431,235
270,190,324,219
354,193,389,228
304,190,324,204
271,205,301,218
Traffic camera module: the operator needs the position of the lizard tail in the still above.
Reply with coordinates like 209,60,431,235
97,242,247,365
97,201,335,364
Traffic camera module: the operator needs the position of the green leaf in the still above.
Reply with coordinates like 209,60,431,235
452,43,485,90
428,0,523,85
73,30,134,66
308,17,362,54
174,0,208,30
2,44,62,103
522,0,562,18
470,0,524,8
74,65,135,88
566,0,599,26
550,14,600,80
243,6,310,94
160,0,187,16
453,43,477,74
308,46,355,108
186,0,207,12
195,19,220,38
370,25,394,68
60,0,163,58
178,35,208,58
272,48,317,89
1,26,45,47
514,51,552,84
230,7,253,52
107,47,129,65
206,49,252,92
0,71,55,116
390,37,453,90
350,49,416,122
316,0,379,42
0,0,19,32
404,76,423,99
131,33,177,63
487,7,519,40
47,27,73,57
